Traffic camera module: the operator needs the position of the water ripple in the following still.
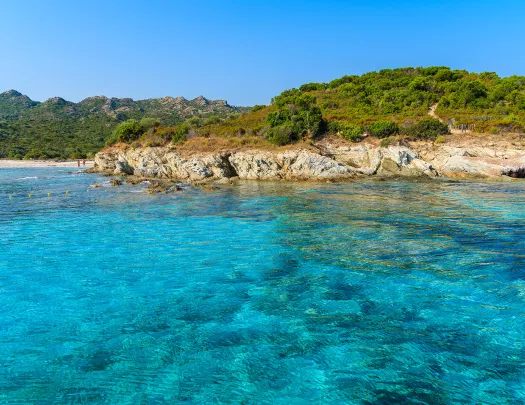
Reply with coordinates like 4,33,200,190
1,168,525,403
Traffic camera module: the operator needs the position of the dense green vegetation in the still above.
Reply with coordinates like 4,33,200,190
108,118,162,144
0,118,112,159
147,66,525,147
0,91,246,159
311,66,525,135
3,67,525,158
266,90,325,145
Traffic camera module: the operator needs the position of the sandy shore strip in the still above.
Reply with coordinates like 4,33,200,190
0,159,94,168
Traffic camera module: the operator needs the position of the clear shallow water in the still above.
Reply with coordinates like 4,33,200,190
1,168,525,404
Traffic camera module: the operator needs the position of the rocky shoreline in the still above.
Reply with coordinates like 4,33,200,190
89,139,525,183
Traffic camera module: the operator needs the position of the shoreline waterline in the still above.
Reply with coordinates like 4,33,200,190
0,159,94,168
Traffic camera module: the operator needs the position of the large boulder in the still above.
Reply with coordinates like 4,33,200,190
114,159,133,175
228,151,282,180
278,150,355,180
93,151,118,173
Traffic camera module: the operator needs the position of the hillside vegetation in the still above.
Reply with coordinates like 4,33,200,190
124,66,525,150
4,67,525,158
0,90,247,159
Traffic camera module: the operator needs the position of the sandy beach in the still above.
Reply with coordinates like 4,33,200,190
0,160,94,168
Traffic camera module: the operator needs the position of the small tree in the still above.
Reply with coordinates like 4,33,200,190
139,117,161,131
113,119,144,143
266,90,325,145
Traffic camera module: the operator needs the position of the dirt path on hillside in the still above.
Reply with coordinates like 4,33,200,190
428,103,444,122
429,103,464,134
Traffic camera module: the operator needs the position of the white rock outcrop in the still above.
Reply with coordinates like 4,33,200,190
92,141,525,181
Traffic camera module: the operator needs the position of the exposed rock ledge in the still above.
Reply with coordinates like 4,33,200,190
90,141,525,182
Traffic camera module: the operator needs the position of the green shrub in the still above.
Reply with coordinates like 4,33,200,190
266,124,295,146
327,75,358,89
367,121,399,138
341,124,363,142
105,133,119,146
139,117,161,131
172,123,190,144
400,119,449,140
266,91,324,144
517,97,525,111
409,77,431,91
250,104,266,112
187,116,203,127
451,80,488,108
204,115,222,125
435,135,446,144
435,69,462,82
299,82,327,92
113,119,144,143
329,121,362,142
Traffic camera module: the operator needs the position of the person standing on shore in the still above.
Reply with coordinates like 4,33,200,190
77,160,80,168
82,159,86,166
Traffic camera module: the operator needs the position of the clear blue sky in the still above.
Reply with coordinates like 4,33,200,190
1,0,524,106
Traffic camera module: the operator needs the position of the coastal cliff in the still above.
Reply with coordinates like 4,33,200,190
90,136,525,182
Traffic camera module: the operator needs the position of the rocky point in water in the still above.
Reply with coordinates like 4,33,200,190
90,136,525,183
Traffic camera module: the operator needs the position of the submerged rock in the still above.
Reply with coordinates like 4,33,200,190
145,180,183,194
199,183,220,191
125,176,148,185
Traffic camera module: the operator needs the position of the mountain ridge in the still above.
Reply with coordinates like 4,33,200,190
0,89,247,159
0,89,239,122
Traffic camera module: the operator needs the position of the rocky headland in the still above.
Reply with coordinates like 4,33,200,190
89,135,525,184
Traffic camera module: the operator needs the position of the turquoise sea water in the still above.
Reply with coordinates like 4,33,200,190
1,168,525,404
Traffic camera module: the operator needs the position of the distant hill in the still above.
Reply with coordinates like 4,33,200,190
0,90,247,159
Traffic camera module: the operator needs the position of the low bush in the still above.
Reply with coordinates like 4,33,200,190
329,121,362,142
172,123,191,144
400,119,449,140
204,115,222,125
366,121,399,138
266,124,295,146
187,116,203,127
